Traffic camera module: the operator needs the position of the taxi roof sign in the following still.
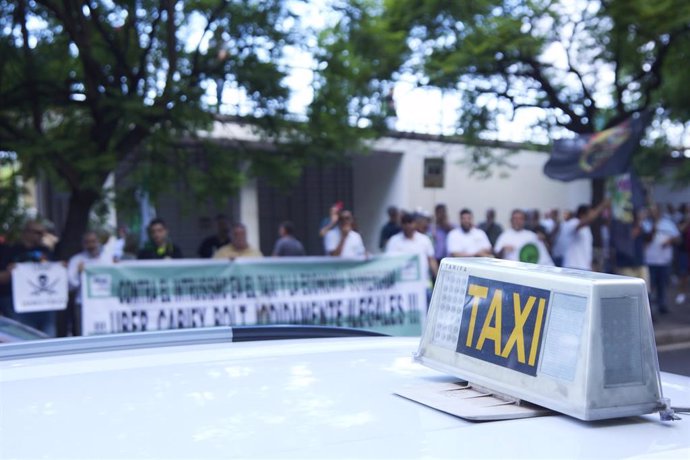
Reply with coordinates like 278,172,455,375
413,258,670,421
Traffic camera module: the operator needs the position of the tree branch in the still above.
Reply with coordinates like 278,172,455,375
190,1,231,86
16,0,43,134
523,57,589,133
161,0,178,100
87,3,138,88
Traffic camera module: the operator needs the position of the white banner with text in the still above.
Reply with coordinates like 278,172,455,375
81,255,427,336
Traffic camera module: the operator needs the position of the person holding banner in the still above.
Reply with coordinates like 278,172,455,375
0,220,56,336
137,218,183,260
214,223,263,259
64,231,112,336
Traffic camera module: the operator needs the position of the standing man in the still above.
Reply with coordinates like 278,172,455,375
137,218,183,259
64,230,111,336
478,208,503,248
324,209,366,257
494,209,553,265
447,209,493,257
272,221,306,256
386,213,438,301
0,220,56,336
614,209,651,289
643,204,681,315
198,214,231,258
561,200,610,270
551,209,573,267
214,223,263,259
431,204,454,263
378,206,401,251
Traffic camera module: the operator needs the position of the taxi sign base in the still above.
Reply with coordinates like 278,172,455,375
396,381,553,421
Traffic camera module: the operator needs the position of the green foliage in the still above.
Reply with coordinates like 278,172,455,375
304,0,408,156
369,0,690,181
0,0,351,255
0,152,26,240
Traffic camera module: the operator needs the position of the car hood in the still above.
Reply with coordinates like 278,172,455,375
1,336,689,459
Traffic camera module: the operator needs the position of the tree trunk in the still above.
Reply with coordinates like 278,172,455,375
55,188,100,260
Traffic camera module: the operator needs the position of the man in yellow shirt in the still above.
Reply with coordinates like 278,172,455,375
213,223,263,259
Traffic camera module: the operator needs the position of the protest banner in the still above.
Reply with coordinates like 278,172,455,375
81,255,427,336
12,262,68,313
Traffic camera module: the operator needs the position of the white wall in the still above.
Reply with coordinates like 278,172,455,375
362,136,591,233
209,123,594,253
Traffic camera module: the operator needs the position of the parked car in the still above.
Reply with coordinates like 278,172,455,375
0,316,48,343
0,326,689,459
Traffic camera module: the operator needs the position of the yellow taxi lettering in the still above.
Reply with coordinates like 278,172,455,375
528,298,547,366
466,284,488,347
475,289,503,355
457,276,551,376
500,293,537,363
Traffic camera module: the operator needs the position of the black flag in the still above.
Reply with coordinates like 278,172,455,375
544,111,652,182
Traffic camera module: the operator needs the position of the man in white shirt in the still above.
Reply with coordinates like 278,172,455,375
386,213,438,293
561,200,609,270
494,209,553,265
324,209,366,258
446,209,493,257
643,204,681,314
66,231,111,335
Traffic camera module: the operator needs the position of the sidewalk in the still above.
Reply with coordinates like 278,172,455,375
653,285,690,347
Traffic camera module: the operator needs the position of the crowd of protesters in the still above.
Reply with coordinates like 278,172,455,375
1,200,688,337
377,201,689,319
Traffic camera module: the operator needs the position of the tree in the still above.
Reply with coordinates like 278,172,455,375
0,151,26,240
368,0,690,186
0,0,333,258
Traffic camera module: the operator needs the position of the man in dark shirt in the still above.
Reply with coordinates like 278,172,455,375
0,220,56,336
137,218,183,260
197,214,231,258
478,208,504,248
379,206,401,250
614,210,651,295
272,221,306,256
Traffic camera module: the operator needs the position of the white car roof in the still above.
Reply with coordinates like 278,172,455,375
1,331,689,459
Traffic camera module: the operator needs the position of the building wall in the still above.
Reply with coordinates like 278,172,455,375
351,136,592,253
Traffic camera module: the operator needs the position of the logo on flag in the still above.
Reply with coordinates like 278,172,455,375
544,111,651,182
